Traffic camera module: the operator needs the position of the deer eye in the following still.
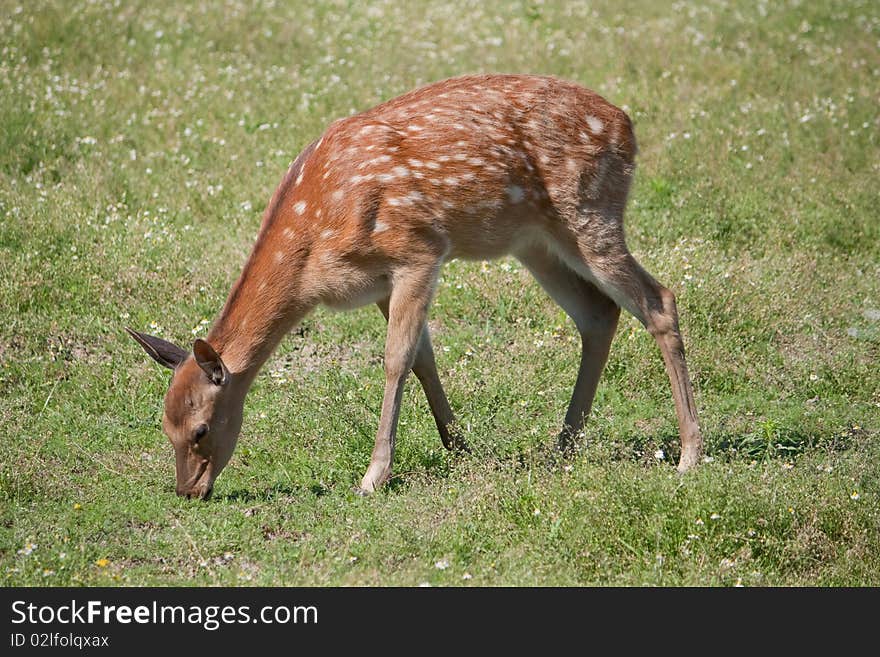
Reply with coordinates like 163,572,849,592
193,424,208,442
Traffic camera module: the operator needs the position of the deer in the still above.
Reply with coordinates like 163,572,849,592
127,74,703,500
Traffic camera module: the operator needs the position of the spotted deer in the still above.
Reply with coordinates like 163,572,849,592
127,74,702,499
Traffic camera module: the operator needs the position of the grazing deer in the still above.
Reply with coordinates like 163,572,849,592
127,74,702,499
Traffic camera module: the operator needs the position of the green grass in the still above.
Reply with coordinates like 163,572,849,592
1,0,878,586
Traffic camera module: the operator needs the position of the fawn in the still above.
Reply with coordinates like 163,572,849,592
128,74,702,499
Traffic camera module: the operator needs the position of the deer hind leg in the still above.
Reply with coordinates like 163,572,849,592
551,149,704,471
376,299,467,452
516,245,621,454
359,262,441,493
561,220,703,471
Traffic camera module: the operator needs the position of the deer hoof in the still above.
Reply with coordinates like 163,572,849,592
676,446,702,473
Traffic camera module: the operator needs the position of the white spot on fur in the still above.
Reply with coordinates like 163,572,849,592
358,154,392,170
295,172,305,186
387,191,424,207
468,157,485,167
425,161,441,170
392,166,410,178
373,221,389,233
275,251,286,263
586,115,604,134
294,200,307,215
443,176,458,185
407,124,424,132
282,227,295,239
320,229,336,239
332,189,344,202
408,159,424,168
506,185,525,203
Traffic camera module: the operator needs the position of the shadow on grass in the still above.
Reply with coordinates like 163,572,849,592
216,449,465,501
710,428,852,460
640,425,853,464
214,483,301,503
512,424,856,470
216,425,859,500
384,446,472,492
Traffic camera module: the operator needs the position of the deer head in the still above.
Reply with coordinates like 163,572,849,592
126,327,245,500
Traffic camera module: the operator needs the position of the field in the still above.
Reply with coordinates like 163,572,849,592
1,0,878,586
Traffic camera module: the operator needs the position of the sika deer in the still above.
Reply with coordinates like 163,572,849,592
127,74,702,499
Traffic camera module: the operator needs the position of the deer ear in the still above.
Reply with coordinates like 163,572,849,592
193,339,229,386
125,327,188,370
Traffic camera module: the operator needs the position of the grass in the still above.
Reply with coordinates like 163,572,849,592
1,0,878,586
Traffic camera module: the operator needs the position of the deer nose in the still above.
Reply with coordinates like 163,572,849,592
176,484,198,499
175,484,213,500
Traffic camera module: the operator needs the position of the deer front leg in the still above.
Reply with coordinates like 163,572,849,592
376,299,466,452
359,265,439,493
517,246,621,455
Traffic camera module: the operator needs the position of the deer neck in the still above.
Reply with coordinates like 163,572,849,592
206,238,315,389
206,140,323,386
